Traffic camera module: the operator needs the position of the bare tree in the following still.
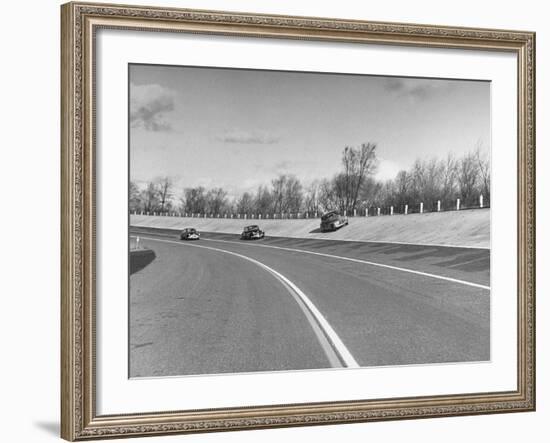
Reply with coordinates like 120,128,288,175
206,188,228,215
129,181,142,212
156,176,173,213
270,174,303,214
254,186,273,215
392,170,411,207
284,175,303,214
318,178,337,213
147,139,489,219
331,173,348,213
271,175,286,214
340,142,378,213
457,151,480,206
304,180,321,215
410,158,442,208
440,153,458,206
183,186,207,214
376,179,397,209
141,182,159,213
358,177,382,212
236,192,254,215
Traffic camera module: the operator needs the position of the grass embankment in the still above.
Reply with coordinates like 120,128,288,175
130,208,490,248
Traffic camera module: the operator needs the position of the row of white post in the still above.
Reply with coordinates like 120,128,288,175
133,195,485,218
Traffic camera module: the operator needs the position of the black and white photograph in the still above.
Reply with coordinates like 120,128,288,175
128,63,491,378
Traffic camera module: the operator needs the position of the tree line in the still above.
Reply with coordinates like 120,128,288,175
130,142,490,217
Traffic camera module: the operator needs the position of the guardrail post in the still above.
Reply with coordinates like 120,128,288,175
405,204,408,215
480,194,484,208
420,202,423,214
390,206,394,215
437,200,441,212
377,207,380,216
456,198,461,210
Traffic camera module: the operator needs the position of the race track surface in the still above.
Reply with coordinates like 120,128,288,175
129,228,490,377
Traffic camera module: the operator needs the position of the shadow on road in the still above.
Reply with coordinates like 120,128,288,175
130,249,156,275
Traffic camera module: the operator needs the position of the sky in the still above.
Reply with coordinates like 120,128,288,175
129,64,490,199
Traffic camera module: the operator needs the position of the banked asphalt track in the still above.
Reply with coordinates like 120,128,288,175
129,227,490,377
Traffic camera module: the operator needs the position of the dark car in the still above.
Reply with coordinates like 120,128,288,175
320,211,349,232
180,228,200,240
241,225,265,240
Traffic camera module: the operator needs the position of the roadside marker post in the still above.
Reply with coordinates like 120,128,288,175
437,200,441,212
480,195,484,208
390,206,393,215
420,202,423,214
377,207,380,216
457,198,461,211
405,204,408,215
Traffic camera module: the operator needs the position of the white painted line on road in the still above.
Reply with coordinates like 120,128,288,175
137,236,360,369
199,238,491,291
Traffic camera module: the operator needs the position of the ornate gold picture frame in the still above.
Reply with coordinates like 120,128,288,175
61,2,535,440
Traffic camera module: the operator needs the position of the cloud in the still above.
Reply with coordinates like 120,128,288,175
130,83,175,131
252,160,295,176
383,77,453,101
218,129,280,145
376,158,402,181
274,160,291,171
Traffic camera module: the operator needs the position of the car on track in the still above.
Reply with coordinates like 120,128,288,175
180,228,200,240
320,211,349,232
241,225,265,240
